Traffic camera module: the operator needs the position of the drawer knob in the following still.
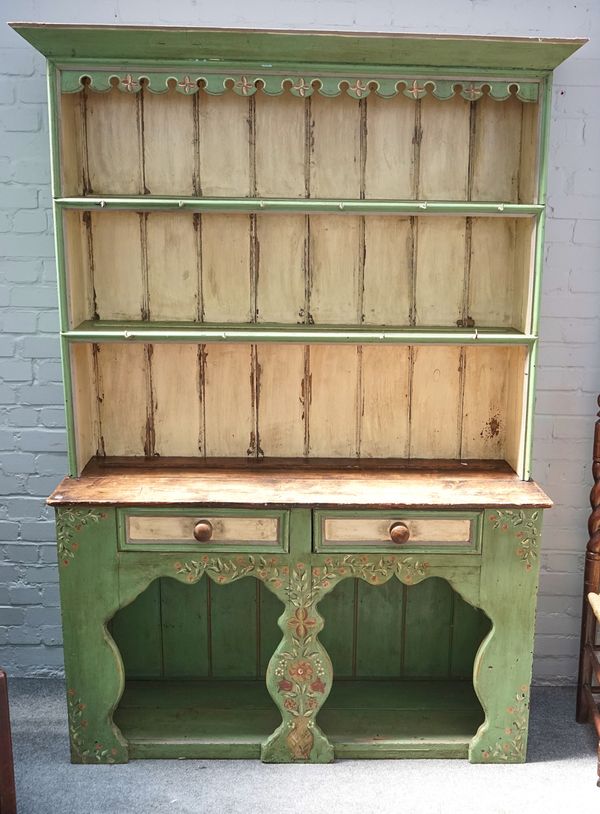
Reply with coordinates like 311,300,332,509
193,520,213,542
389,522,410,544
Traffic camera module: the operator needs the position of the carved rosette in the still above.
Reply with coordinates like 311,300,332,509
481,686,530,762
488,509,540,571
56,508,106,567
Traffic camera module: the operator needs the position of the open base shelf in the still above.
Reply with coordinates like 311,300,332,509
114,679,483,760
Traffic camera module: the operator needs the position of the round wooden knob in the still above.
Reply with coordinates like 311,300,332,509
193,520,213,542
389,522,410,545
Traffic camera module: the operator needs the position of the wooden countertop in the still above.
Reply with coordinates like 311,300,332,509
47,457,552,509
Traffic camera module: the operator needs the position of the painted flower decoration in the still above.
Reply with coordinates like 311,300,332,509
278,678,293,692
288,607,317,638
288,660,314,681
310,678,326,694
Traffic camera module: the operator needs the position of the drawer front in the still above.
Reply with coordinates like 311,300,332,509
314,510,482,554
118,509,289,553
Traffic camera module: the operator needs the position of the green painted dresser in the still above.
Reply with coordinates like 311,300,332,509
12,22,584,764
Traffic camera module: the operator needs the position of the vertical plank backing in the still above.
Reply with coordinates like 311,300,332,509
161,578,210,678
515,218,536,334
64,210,93,327
199,92,250,196
410,345,462,458
203,344,254,456
419,95,470,200
146,213,198,321
450,594,491,679
310,93,361,198
70,342,99,472
210,579,258,677
317,579,356,677
257,344,305,457
96,343,148,456
143,89,196,195
360,346,410,458
86,88,143,195
91,212,144,320
110,581,163,678
356,579,403,677
518,101,540,204
258,584,283,676
308,345,359,457
364,94,415,199
255,93,305,197
362,217,412,325
256,214,306,323
415,217,466,326
504,346,528,476
59,92,86,196
469,218,517,328
309,215,361,324
201,214,252,322
461,346,510,460
471,95,522,202
403,577,453,677
151,344,202,456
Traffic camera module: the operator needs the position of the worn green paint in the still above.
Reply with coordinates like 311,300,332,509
56,196,545,216
109,580,162,678
161,577,210,678
11,24,585,71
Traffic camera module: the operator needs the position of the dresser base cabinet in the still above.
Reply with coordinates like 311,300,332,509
50,462,549,764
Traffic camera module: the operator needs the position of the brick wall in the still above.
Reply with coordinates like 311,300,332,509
1,1,599,683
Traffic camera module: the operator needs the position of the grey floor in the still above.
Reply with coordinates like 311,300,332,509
7,680,600,814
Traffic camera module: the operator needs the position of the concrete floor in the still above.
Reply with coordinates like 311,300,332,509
6,680,600,813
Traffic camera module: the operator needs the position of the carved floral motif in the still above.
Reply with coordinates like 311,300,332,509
56,508,105,567
489,510,540,571
481,686,529,761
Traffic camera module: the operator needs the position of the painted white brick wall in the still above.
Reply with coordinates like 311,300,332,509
0,0,598,683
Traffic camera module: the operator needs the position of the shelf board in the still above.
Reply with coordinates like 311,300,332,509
56,196,544,216
114,678,482,760
66,321,536,346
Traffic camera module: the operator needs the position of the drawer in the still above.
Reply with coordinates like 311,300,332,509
118,509,289,553
313,510,482,554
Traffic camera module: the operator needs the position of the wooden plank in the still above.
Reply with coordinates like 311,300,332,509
95,343,148,456
255,214,305,323
360,345,410,458
309,215,361,324
256,344,305,457
471,95,522,203
504,346,528,476
161,577,210,678
128,514,279,543
63,210,93,327
258,583,284,675
210,579,259,677
519,101,540,204
49,460,553,508
110,581,163,678
86,87,143,195
91,212,144,320
199,92,250,196
403,577,454,677
143,88,196,195
255,92,305,197
151,344,201,456
461,346,510,460
419,95,470,199
323,517,472,543
308,345,359,457
415,218,466,326
514,218,536,333
70,342,99,472
450,593,491,679
410,346,462,459
146,214,198,321
356,579,403,677
362,217,411,325
310,93,361,198
469,218,517,329
203,344,254,457
59,92,86,196
201,214,251,322
318,579,356,677
364,94,415,199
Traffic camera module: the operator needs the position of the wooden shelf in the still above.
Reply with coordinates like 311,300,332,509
56,196,544,216
66,320,536,346
114,678,483,760
47,457,552,508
